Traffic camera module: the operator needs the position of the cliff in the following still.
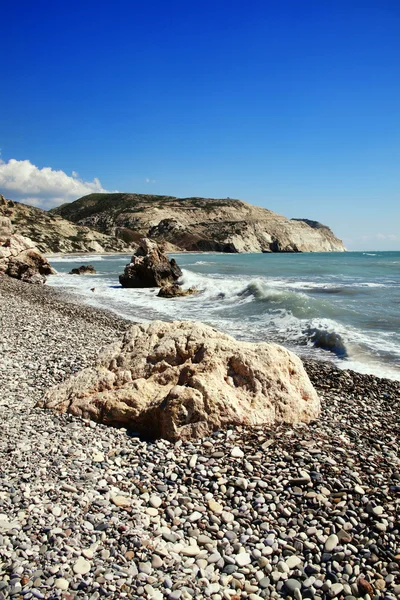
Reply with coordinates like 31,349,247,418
0,196,132,254
51,193,346,253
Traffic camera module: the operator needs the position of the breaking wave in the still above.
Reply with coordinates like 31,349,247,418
48,255,107,263
47,254,400,380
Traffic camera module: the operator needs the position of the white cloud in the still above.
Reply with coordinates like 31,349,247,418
0,158,111,209
145,178,156,184
360,232,398,242
376,233,398,241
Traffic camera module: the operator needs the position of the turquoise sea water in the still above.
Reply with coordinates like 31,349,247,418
47,251,400,381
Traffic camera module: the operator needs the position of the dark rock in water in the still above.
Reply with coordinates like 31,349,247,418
69,265,96,275
306,327,348,358
157,284,197,298
119,238,182,288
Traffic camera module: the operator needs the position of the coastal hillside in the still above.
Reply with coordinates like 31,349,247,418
0,195,132,254
51,193,346,253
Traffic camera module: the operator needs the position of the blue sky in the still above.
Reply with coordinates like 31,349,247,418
0,0,399,250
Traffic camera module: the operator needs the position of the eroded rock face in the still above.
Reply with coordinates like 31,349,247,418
148,218,239,253
119,238,182,288
39,321,320,441
0,215,56,284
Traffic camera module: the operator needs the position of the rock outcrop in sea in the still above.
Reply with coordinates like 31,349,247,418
0,214,56,284
157,283,197,297
39,320,320,441
69,264,97,275
119,238,182,288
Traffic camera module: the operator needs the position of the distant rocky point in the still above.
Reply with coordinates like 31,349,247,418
51,193,346,253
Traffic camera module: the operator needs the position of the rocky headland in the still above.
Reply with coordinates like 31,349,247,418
0,276,399,600
51,193,346,253
0,192,345,255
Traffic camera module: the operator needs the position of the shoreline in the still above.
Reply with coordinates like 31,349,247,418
0,275,399,599
44,250,243,260
45,266,400,383
2,275,400,388
45,251,132,258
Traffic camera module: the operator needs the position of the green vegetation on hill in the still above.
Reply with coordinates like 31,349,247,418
0,196,132,254
50,193,241,223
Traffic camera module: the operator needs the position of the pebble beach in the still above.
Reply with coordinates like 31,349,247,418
0,276,399,600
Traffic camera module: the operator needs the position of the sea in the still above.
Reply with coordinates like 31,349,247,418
47,251,400,382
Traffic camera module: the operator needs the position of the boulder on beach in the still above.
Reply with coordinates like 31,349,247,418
39,320,320,441
119,238,182,288
69,264,96,275
0,216,56,284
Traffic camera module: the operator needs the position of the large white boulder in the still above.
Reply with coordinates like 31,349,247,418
39,321,320,440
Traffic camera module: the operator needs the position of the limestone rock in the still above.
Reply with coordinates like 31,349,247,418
157,284,197,298
111,495,132,508
119,238,182,288
0,215,56,284
0,194,132,254
39,321,320,441
6,249,56,284
0,215,13,238
69,264,96,275
73,556,91,575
